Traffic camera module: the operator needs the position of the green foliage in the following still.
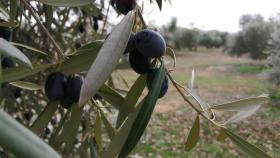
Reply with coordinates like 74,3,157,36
262,16,280,105
162,18,227,51
225,14,272,59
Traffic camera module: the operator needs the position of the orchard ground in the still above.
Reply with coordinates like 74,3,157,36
115,48,280,158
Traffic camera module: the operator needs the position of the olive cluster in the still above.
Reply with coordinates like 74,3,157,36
44,72,83,109
124,29,169,98
0,25,10,40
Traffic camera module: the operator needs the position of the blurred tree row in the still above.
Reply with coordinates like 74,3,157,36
162,14,273,60
161,18,227,51
161,14,280,105
225,14,273,59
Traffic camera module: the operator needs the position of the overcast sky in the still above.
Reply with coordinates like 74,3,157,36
142,0,280,32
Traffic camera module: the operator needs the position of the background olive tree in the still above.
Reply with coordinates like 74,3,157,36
225,14,272,59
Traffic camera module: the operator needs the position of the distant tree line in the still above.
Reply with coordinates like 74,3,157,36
161,18,227,51
161,15,273,60
161,15,280,104
224,14,273,59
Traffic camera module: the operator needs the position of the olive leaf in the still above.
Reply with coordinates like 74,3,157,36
101,101,144,158
29,0,93,7
11,42,48,56
56,105,82,152
9,81,43,91
210,94,269,111
94,110,102,150
88,138,100,158
2,64,53,82
225,105,261,124
59,41,103,75
79,11,135,106
118,63,165,158
64,105,83,154
10,0,17,22
0,21,18,27
116,75,146,128
98,84,124,110
99,108,116,140
185,115,200,151
155,0,162,10
0,110,61,158
31,101,59,135
222,128,272,158
0,1,9,18
0,38,32,68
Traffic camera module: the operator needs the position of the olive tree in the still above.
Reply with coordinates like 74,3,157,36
263,16,280,105
226,14,272,59
0,1,272,158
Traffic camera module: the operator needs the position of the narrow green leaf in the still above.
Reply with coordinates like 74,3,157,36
94,111,102,150
222,128,272,158
59,41,103,75
187,89,215,119
11,42,49,56
2,64,53,82
155,0,162,10
98,84,124,110
52,104,82,151
0,38,32,68
0,1,9,18
185,115,200,151
79,11,135,105
0,21,18,28
0,110,61,158
216,129,227,142
10,0,17,22
89,138,100,158
30,0,93,7
225,105,261,124
100,101,144,158
75,40,104,55
211,94,269,111
49,110,71,147
9,81,43,91
31,102,59,135
116,75,146,128
64,104,83,154
118,63,165,158
99,108,116,140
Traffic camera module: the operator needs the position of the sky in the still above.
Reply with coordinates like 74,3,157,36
142,0,280,32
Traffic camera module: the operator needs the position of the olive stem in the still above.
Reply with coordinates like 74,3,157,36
20,0,65,61
165,68,220,126
100,0,111,38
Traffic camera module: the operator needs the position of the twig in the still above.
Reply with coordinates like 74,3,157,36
165,68,220,126
137,7,147,29
100,1,110,38
20,0,65,61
